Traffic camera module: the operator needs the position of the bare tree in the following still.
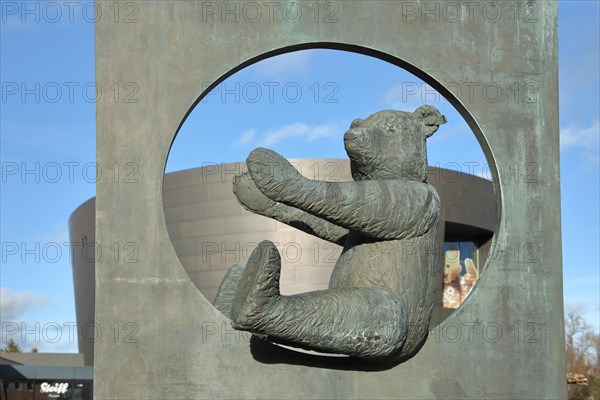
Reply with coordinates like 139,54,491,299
565,306,600,400
565,306,599,375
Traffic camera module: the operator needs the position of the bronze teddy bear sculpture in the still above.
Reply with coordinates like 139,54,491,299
214,105,446,362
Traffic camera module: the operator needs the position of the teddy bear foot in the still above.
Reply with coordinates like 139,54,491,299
213,264,244,319
230,240,281,331
232,171,277,214
246,147,303,200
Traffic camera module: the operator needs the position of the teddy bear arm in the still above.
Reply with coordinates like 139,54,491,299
277,179,440,240
233,170,348,244
265,202,349,245
358,180,440,239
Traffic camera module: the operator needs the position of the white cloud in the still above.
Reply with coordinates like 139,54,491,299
252,51,312,78
262,122,341,146
560,120,600,150
0,287,49,321
233,122,343,148
233,129,256,148
0,289,79,352
385,82,444,111
560,120,600,165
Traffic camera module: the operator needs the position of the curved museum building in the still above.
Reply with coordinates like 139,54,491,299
69,160,496,365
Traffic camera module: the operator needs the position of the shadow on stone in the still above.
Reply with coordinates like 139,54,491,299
249,336,401,371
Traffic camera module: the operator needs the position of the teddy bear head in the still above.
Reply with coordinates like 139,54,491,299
343,105,446,181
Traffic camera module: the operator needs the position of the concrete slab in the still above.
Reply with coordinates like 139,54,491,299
95,1,565,398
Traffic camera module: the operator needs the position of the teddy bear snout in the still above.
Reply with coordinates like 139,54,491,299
344,129,357,141
343,129,360,149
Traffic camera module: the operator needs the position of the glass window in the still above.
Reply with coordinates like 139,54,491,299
443,241,479,309
72,380,93,400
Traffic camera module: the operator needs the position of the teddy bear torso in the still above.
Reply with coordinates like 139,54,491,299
328,182,440,358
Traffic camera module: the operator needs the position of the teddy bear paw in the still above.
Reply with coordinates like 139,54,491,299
246,147,303,201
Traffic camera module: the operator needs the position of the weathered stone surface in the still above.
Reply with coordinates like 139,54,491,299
95,1,564,398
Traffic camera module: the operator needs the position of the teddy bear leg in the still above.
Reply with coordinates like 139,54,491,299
229,240,410,359
234,283,409,359
230,240,282,330
213,265,244,319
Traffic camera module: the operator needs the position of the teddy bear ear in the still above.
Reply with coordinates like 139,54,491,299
413,105,447,138
350,118,363,129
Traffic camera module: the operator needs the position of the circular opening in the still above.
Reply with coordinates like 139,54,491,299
163,47,498,327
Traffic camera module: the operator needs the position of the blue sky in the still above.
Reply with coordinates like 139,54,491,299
1,1,598,352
